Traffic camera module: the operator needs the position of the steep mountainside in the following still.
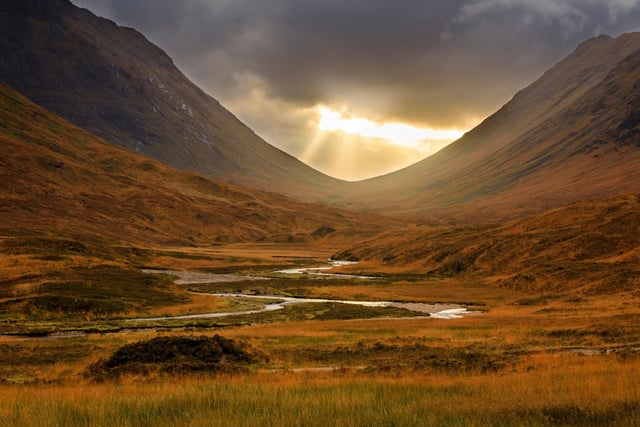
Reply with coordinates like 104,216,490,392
0,82,394,248
0,0,342,200
344,33,640,220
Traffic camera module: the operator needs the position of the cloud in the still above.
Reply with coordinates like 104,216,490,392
455,0,640,33
74,0,640,129
457,0,585,23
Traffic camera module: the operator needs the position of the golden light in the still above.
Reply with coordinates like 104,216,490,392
317,106,464,149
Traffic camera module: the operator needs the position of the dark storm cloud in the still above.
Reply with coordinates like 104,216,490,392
71,0,640,179
72,0,640,128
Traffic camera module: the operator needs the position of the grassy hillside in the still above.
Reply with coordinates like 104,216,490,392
334,193,640,295
0,82,393,245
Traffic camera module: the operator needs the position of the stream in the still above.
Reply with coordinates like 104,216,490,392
131,292,472,322
274,259,374,279
134,261,476,322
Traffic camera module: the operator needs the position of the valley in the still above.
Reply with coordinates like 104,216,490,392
1,0,640,425
1,242,640,426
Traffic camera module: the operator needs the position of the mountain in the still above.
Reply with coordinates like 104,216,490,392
4,0,639,222
0,0,342,201
0,82,394,249
343,32,640,220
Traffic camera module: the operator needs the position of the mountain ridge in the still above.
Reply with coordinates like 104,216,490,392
0,0,343,201
3,0,640,222
340,32,640,220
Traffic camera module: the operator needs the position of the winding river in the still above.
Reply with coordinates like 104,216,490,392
131,293,472,322
135,262,476,322
274,260,374,279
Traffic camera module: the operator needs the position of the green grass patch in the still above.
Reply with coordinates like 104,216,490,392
186,277,390,298
0,266,187,322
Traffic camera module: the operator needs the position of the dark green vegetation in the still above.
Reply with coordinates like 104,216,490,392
185,276,386,299
0,301,420,338
238,302,419,323
0,265,182,320
88,335,263,378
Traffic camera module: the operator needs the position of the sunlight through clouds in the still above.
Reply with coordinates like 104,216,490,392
297,106,473,181
317,106,464,150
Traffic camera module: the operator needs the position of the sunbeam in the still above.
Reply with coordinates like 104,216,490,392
317,106,464,150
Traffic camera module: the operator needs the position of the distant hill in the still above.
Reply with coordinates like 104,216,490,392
343,33,640,220
0,82,393,249
0,0,342,201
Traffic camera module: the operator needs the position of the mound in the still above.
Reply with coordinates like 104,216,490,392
88,335,265,378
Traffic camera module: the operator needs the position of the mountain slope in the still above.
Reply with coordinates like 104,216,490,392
344,33,640,220
0,0,342,200
0,82,393,248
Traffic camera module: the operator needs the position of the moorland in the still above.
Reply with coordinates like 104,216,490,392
1,1,640,426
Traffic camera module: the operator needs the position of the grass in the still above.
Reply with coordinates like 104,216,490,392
0,264,187,322
333,194,640,296
0,301,421,338
1,241,640,425
1,259,639,425
1,356,640,426
185,277,393,301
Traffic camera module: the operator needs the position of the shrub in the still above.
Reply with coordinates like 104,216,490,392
88,335,265,378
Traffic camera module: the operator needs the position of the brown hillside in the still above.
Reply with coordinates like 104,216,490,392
334,193,640,294
0,0,343,201
343,33,640,220
0,82,394,248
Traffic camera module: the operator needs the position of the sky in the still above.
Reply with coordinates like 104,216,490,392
73,0,640,181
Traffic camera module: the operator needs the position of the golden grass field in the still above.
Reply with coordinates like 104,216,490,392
2,357,640,427
1,244,639,426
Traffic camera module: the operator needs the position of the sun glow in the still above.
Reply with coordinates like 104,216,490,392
317,107,464,149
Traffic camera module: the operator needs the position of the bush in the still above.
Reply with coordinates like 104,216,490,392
88,335,266,378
